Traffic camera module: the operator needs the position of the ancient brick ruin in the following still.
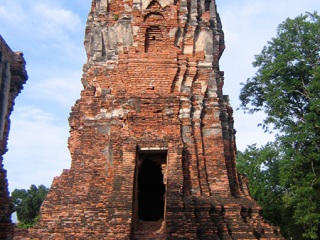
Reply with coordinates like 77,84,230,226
31,0,283,239
0,35,28,240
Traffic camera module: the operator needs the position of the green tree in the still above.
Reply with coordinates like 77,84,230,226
237,143,284,226
239,12,320,239
237,144,304,238
11,184,49,228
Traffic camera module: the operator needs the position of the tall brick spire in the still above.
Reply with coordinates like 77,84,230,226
30,0,283,239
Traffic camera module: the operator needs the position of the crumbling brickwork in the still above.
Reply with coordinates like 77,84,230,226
31,0,283,239
0,35,28,240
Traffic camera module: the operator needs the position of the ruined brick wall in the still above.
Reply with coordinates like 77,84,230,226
0,35,28,240
13,228,29,240
31,0,283,239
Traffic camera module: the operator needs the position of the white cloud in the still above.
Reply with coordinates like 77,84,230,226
25,72,83,108
0,1,85,62
239,1,264,17
12,107,55,125
0,6,9,17
6,106,67,148
4,106,71,191
34,3,82,33
0,1,82,33
1,0,86,193
0,2,26,24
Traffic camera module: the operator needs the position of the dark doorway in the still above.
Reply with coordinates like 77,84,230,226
138,159,165,221
145,26,163,52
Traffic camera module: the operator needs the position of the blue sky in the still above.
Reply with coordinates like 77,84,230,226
0,0,319,193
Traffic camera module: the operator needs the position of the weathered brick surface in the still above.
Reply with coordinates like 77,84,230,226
13,227,29,240
30,0,283,239
0,35,28,240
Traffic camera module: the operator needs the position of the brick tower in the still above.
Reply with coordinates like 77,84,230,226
0,35,28,240
31,0,283,239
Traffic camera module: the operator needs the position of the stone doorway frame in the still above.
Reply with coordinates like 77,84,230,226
133,147,168,233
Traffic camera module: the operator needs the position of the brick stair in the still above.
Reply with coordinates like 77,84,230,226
133,220,166,240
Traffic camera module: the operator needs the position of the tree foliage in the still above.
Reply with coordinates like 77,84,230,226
11,184,49,228
237,143,284,226
237,144,304,238
238,12,320,239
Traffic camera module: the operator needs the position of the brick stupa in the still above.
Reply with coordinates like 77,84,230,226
31,0,283,239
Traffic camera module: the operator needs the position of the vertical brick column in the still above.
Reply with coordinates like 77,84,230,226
0,35,28,240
